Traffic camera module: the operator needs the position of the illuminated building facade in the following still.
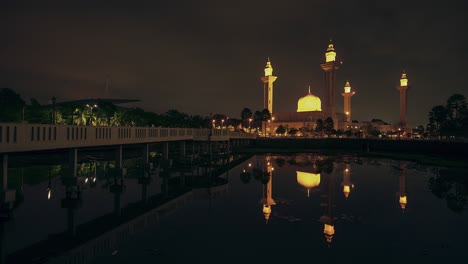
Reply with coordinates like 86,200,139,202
320,41,340,120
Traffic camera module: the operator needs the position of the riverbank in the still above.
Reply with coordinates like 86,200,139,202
233,138,468,169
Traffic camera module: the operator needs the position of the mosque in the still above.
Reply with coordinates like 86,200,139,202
261,41,410,135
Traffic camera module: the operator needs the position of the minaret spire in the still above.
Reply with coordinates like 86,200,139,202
308,85,311,94
261,58,278,136
342,80,355,123
320,41,340,125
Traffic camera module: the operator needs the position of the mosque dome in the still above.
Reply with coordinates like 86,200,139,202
297,87,322,112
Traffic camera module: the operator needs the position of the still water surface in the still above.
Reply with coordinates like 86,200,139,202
4,154,468,263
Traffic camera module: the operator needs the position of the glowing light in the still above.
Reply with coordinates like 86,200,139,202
47,189,51,200
248,163,252,167
85,177,89,183
345,168,349,172
343,185,350,198
264,59,273,76
324,224,335,243
271,167,274,171
399,196,407,209
325,43,336,62
297,87,322,112
400,72,408,87
297,171,320,197
93,177,97,182
344,81,351,93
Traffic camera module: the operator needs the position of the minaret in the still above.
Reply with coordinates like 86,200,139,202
398,162,408,211
260,58,277,114
260,156,276,224
341,81,355,122
397,71,409,128
341,163,352,199
320,41,340,120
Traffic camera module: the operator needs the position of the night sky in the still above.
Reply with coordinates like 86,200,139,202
1,0,467,126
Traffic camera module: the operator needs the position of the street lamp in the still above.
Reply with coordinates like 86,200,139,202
52,97,56,125
212,119,216,128
86,104,98,126
221,119,225,129
248,118,252,132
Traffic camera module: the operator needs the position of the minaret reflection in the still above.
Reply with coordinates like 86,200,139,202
341,163,353,199
260,156,275,224
319,163,336,246
398,162,408,211
61,169,83,237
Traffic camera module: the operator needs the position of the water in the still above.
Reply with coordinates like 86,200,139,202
3,154,468,263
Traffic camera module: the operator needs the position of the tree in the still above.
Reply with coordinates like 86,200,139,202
275,124,286,135
240,107,253,128
324,117,335,135
26,99,50,124
288,127,298,136
97,100,117,126
0,88,25,122
315,119,325,136
428,105,449,138
446,94,467,121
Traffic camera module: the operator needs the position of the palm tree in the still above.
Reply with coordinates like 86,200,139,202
240,107,253,128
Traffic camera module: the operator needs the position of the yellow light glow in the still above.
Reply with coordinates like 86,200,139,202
47,189,51,200
344,81,351,93
296,171,320,189
325,43,336,62
297,88,322,112
400,72,408,86
343,185,350,198
399,196,407,209
263,204,272,221
264,60,273,76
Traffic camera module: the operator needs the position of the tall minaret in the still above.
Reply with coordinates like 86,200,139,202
320,41,340,120
397,71,409,128
260,156,276,224
341,81,355,122
260,58,277,114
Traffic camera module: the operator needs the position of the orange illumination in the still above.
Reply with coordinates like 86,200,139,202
297,87,322,112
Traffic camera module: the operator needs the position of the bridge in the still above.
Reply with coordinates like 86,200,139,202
0,123,256,154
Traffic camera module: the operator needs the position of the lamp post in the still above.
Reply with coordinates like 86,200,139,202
86,104,98,126
221,119,225,129
248,118,252,133
212,119,216,128
52,97,56,125
398,127,401,140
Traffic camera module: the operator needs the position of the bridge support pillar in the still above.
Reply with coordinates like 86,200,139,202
1,154,7,191
162,142,169,159
115,145,123,169
68,149,77,177
179,141,186,158
143,143,149,164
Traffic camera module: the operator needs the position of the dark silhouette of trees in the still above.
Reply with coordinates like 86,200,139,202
0,88,25,122
275,124,286,135
240,107,253,128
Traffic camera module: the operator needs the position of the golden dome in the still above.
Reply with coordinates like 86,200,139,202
297,87,322,112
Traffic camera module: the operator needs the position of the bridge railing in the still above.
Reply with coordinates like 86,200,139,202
0,123,254,153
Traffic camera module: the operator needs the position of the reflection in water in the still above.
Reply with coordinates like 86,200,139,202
319,159,336,246
341,163,352,199
429,169,468,213
398,162,408,211
296,171,320,198
259,156,275,224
